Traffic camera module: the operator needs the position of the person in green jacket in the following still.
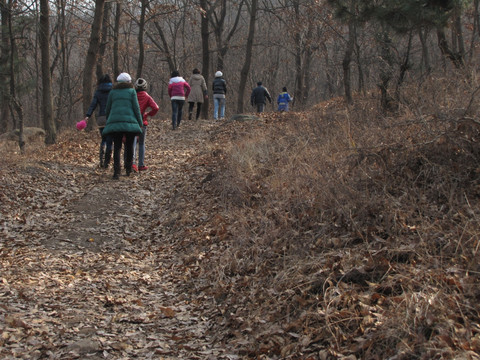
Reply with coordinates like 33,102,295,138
103,72,143,180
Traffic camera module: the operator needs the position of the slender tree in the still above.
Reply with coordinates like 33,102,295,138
200,0,210,119
237,0,257,113
82,0,106,129
40,0,56,144
0,0,10,133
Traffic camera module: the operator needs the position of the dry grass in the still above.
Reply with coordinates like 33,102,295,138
204,70,480,358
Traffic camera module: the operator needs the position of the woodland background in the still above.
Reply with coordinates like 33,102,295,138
1,0,479,143
2,1,480,359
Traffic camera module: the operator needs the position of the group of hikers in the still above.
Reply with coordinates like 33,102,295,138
83,69,293,180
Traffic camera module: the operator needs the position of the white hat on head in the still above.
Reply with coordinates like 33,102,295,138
215,71,223,77
117,72,132,82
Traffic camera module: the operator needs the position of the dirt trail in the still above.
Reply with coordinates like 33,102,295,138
0,119,232,359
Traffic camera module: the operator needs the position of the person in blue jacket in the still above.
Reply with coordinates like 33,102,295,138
84,74,113,168
277,87,293,112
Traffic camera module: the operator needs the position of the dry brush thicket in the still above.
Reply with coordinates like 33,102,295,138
201,71,480,358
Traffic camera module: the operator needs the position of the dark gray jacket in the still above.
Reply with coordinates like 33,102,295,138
251,85,272,105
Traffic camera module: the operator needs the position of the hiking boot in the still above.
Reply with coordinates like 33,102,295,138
139,165,148,171
132,164,138,172
113,173,120,180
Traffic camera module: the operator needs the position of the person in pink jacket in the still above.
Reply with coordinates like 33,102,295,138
132,78,159,171
168,70,191,130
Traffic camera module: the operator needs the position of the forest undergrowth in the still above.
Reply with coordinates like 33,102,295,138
199,71,480,359
1,70,480,359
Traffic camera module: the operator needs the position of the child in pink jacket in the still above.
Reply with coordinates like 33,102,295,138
168,70,191,130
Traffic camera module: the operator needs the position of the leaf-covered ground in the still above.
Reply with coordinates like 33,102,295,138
0,119,233,359
1,106,480,360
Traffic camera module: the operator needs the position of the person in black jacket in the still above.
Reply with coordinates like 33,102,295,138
212,71,227,120
250,81,272,113
83,74,113,168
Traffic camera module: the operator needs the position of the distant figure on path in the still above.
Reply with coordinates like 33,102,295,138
103,72,143,180
132,78,159,172
84,74,113,168
188,68,208,120
277,87,293,112
168,70,191,130
251,81,272,113
212,71,227,120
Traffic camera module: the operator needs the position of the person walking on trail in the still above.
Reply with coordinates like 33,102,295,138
251,81,272,113
277,87,293,112
168,70,191,130
83,74,113,168
131,78,159,172
212,71,226,120
103,72,143,180
188,68,208,120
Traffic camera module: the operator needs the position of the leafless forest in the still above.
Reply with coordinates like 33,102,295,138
1,0,480,139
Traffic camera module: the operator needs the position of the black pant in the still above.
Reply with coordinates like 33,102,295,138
112,132,135,176
188,102,202,120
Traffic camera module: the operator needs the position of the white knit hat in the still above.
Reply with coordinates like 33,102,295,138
215,71,223,77
117,72,132,82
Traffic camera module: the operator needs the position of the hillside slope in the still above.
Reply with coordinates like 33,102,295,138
1,88,480,359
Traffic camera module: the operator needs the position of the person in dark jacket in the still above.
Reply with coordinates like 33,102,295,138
251,81,272,113
212,71,227,120
84,74,113,168
103,72,143,180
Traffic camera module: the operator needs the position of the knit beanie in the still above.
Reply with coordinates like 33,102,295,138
135,78,148,90
215,71,223,77
117,72,132,83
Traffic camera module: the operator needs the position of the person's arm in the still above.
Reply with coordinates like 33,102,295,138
145,95,159,121
266,89,272,103
85,91,99,119
184,81,191,98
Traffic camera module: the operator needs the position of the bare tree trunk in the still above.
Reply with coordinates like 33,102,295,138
200,0,210,119
113,1,122,78
419,28,431,74
12,98,24,153
96,0,111,79
82,0,106,130
395,31,412,102
136,0,147,79
152,21,176,71
237,0,257,113
437,26,464,68
342,20,354,104
0,0,10,133
54,0,67,130
354,21,364,94
453,5,465,59
40,0,56,144
378,30,394,112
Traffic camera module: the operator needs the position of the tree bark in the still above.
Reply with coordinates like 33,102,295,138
342,20,354,104
200,0,210,119
136,0,147,79
96,0,111,79
113,1,122,78
237,0,257,113
82,0,106,129
0,0,10,133
40,0,56,144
